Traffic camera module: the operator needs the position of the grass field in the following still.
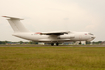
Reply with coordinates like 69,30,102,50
0,45,105,70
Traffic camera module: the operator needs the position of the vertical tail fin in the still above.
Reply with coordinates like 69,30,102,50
3,16,30,32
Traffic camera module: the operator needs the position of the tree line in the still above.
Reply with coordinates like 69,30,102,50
0,41,105,45
0,41,38,45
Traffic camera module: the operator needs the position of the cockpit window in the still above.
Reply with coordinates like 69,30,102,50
88,33,93,35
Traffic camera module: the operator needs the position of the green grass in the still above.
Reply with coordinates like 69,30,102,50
0,45,105,70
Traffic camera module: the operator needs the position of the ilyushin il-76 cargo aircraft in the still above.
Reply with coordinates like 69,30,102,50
3,16,95,46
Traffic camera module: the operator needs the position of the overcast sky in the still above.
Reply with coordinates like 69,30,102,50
0,0,105,42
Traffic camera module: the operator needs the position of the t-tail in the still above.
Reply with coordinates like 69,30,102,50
3,16,30,32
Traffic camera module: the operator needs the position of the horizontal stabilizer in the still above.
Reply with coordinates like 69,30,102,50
2,16,23,20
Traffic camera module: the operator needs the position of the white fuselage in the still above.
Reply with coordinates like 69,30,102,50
13,31,95,43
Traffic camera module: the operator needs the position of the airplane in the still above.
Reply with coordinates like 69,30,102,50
3,16,95,46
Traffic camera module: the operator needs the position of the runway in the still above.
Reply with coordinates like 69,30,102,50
0,44,105,47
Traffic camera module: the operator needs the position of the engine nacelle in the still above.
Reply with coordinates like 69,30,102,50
59,34,75,39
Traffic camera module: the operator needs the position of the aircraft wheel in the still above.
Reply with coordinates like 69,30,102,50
56,43,59,46
51,43,54,46
79,42,81,45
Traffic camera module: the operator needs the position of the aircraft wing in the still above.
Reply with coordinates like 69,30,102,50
40,31,70,35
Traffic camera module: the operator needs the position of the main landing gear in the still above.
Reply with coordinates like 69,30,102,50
56,43,59,46
51,43,54,46
51,43,59,46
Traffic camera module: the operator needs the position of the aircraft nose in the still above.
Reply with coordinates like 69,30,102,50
91,36,95,39
87,36,96,41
